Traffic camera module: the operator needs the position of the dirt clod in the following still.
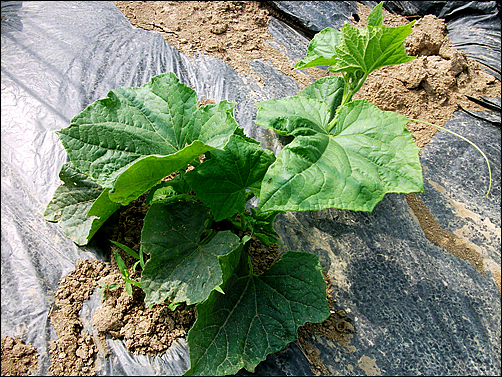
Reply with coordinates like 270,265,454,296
1,336,39,376
91,272,196,357
49,259,109,376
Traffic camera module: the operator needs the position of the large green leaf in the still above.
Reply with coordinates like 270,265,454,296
56,73,238,202
108,140,213,205
253,96,330,137
186,249,329,375
140,201,241,306
57,72,197,187
256,95,423,213
298,76,345,122
255,77,345,137
185,134,275,221
44,163,121,246
108,101,240,205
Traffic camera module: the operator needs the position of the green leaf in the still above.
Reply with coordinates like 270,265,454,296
298,76,345,122
187,100,240,148
44,162,121,246
145,175,192,205
241,208,283,246
114,251,129,279
232,127,260,145
56,72,197,187
185,135,276,221
110,240,140,260
294,3,414,75
145,182,178,204
294,27,341,70
107,140,215,205
258,99,423,213
367,2,383,27
140,201,241,306
186,250,329,375
56,72,239,205
328,18,415,76
256,96,331,137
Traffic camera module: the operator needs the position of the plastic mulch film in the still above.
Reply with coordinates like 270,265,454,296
2,1,500,375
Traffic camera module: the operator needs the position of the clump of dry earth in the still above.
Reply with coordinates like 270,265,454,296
1,336,39,376
48,259,109,376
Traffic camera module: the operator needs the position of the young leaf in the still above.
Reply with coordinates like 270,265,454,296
327,17,415,76
367,2,383,27
258,98,423,213
294,27,342,70
145,175,191,205
294,2,414,77
186,250,329,375
110,240,140,260
44,162,121,246
185,134,276,221
140,201,241,306
241,208,283,246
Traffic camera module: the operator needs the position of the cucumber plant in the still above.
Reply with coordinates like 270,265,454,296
44,70,328,376
45,3,489,375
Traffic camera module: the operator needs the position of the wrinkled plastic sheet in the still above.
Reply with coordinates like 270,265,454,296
1,1,500,375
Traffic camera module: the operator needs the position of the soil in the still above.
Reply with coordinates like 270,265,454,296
297,273,356,375
48,259,110,376
114,1,320,87
3,2,498,376
405,194,489,279
91,272,195,357
1,336,39,376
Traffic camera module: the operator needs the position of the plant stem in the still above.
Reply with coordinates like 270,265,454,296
408,118,492,197
328,71,369,132
200,229,217,246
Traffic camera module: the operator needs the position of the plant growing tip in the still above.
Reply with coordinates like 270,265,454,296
97,281,119,301
114,251,141,296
